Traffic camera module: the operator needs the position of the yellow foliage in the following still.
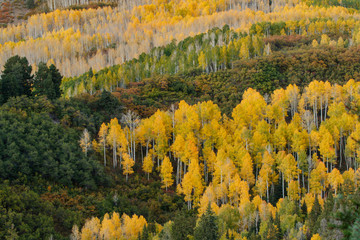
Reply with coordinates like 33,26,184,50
311,233,321,240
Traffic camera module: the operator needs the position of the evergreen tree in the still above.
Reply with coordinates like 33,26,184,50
274,213,282,239
265,216,278,240
334,190,360,239
301,201,308,220
139,225,149,240
33,63,62,100
0,56,33,104
350,218,360,240
170,209,196,240
309,196,322,235
225,230,230,239
26,0,35,9
322,193,334,218
194,204,219,240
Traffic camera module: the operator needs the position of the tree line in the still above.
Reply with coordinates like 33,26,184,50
61,16,357,98
0,1,355,78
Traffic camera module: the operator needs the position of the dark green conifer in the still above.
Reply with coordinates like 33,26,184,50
193,204,219,240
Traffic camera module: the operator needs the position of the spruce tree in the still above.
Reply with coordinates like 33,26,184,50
0,56,33,104
33,63,62,100
170,208,196,240
309,196,321,235
301,202,308,220
193,204,219,240
350,218,360,240
139,225,149,240
26,0,35,9
274,213,282,239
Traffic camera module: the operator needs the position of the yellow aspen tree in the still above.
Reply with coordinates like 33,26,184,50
255,172,267,201
277,153,300,198
309,161,327,196
256,151,276,202
328,168,344,195
215,181,228,206
98,122,108,166
143,152,154,180
178,170,193,210
355,168,360,188
232,88,267,130
287,180,300,201
99,213,111,240
343,168,355,192
160,156,174,190
202,146,217,179
285,84,300,118
320,34,330,45
239,38,249,59
198,184,218,216
151,110,172,161
198,51,206,72
70,225,81,240
337,37,344,48
303,193,315,213
80,217,101,240
229,173,242,206
270,88,289,123
213,149,235,204
107,118,122,168
198,100,221,181
311,234,321,240
346,123,360,169
100,212,122,240
122,153,135,182
312,39,319,47
118,128,129,168
264,43,271,55
273,122,288,151
121,214,147,239
318,126,335,172
240,152,255,186
189,158,204,207
178,158,203,209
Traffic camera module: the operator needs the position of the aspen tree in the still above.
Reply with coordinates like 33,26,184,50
328,168,344,195
122,153,135,182
107,118,122,168
240,152,255,186
309,161,327,196
143,152,154,180
79,128,91,157
98,123,108,166
160,156,174,190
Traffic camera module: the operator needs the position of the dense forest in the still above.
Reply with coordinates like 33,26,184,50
1,0,360,240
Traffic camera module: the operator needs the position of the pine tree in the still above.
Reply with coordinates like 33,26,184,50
140,225,150,240
194,204,219,240
262,216,279,240
0,56,33,104
33,63,62,100
301,201,307,220
351,218,360,240
170,209,196,240
26,0,35,9
309,196,321,235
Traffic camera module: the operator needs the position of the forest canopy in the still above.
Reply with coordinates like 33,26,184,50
1,0,360,239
